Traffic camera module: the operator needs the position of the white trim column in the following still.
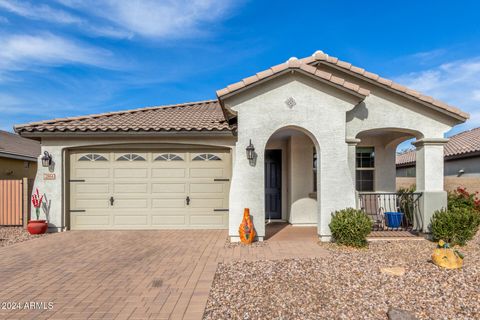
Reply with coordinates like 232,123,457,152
413,138,449,232
346,138,360,184
346,138,360,208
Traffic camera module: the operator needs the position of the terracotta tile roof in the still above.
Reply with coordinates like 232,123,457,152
0,130,40,160
396,127,480,166
216,58,370,99
302,50,469,121
15,100,232,134
396,150,417,167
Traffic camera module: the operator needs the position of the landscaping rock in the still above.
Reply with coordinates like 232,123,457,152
224,236,267,248
387,307,417,320
0,227,47,248
380,266,406,276
204,231,480,320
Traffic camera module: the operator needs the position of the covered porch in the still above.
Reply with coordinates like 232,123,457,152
352,127,448,234
263,125,449,236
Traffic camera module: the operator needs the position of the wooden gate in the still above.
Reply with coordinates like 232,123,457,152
0,179,29,226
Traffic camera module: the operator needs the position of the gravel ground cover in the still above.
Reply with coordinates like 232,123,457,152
0,227,48,248
224,237,268,248
204,233,480,320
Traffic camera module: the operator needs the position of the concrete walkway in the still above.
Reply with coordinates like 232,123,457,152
0,227,327,320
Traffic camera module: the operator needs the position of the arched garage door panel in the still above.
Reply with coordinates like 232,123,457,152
69,150,230,230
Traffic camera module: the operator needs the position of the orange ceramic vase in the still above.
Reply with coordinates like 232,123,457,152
239,208,255,244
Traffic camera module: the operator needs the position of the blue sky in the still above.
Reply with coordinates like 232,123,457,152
1,0,480,149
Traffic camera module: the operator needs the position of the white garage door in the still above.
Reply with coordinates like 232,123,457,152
69,149,230,230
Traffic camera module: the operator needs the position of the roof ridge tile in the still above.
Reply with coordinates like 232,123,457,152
304,50,468,120
217,59,370,99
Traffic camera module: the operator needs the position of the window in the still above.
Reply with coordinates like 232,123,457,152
192,153,221,161
154,154,183,161
356,147,375,192
79,154,108,161
397,166,416,178
116,153,146,161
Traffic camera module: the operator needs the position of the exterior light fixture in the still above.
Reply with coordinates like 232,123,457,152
246,139,255,161
41,151,52,167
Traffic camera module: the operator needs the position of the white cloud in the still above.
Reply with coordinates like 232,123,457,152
0,33,115,72
0,1,240,39
394,57,480,128
57,0,239,39
0,0,132,39
0,0,82,24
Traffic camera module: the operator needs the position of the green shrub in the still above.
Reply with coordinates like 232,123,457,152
329,208,373,247
430,207,480,246
448,187,480,212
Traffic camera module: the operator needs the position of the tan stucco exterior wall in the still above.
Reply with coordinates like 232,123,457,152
397,177,480,194
0,157,37,180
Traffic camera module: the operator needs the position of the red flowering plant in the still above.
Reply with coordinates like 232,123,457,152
31,188,44,220
448,187,480,213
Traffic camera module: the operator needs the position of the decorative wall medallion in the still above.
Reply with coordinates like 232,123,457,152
285,96,296,108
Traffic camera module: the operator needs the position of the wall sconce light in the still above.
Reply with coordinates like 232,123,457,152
41,151,52,168
246,139,255,161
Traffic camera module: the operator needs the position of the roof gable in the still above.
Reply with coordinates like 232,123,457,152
302,51,468,121
216,58,370,101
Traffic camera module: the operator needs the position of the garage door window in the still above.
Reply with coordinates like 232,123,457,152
193,154,221,161
78,154,108,161
116,153,146,161
155,153,183,161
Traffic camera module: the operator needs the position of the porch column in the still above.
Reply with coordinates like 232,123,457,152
413,138,449,233
346,138,360,208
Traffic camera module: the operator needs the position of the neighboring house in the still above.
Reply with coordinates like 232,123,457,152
397,127,480,192
15,51,469,240
0,130,40,180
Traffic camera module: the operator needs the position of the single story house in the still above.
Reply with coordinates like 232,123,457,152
0,130,40,180
397,127,480,192
15,51,469,241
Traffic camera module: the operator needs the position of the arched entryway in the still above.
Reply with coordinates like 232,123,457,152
264,126,319,237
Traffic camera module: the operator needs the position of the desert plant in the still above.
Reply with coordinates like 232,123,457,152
430,207,480,246
397,184,416,194
448,187,480,212
397,185,417,224
329,208,373,247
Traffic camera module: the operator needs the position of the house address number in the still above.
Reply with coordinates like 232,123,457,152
43,173,56,180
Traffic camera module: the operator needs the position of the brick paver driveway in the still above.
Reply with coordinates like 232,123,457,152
0,228,327,320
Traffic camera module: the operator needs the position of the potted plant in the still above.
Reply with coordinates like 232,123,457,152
27,189,48,235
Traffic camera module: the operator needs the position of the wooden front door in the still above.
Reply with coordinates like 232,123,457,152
265,149,282,220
